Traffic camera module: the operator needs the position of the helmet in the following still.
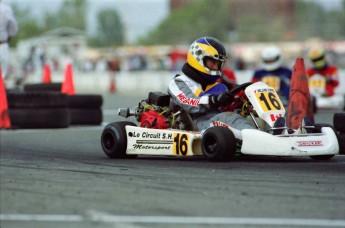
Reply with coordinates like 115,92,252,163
261,46,282,71
187,37,227,81
308,48,326,69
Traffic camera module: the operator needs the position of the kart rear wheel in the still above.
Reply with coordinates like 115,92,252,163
310,123,336,160
101,121,137,159
201,126,236,162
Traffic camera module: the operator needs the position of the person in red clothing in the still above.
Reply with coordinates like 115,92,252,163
307,48,339,97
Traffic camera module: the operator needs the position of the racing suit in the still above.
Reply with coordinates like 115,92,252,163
168,63,255,140
252,67,292,101
307,64,339,96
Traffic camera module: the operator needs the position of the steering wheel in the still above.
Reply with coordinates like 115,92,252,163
221,82,253,112
229,82,253,96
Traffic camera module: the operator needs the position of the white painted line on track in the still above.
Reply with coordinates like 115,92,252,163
0,214,82,222
1,214,345,226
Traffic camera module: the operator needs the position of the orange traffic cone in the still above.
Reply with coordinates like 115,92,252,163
42,64,51,83
0,68,11,129
109,74,116,93
61,63,75,95
286,58,314,129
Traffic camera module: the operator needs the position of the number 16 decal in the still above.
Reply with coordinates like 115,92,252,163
256,91,283,112
173,133,189,155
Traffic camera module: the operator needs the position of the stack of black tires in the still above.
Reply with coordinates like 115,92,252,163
7,83,103,129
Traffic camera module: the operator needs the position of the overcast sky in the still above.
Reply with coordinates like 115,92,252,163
2,0,169,44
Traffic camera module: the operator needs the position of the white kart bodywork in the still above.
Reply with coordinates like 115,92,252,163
241,127,339,156
124,125,339,157
122,81,339,158
309,74,345,110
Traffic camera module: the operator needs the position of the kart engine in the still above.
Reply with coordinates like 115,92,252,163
118,92,193,130
118,92,173,129
140,109,168,129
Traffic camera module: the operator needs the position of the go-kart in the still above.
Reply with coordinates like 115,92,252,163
308,74,345,111
101,81,341,162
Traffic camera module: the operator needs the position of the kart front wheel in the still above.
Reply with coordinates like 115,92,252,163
201,126,237,162
101,121,137,159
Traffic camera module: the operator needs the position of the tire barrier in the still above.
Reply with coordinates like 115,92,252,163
7,91,69,129
7,89,103,128
69,108,102,125
67,94,103,109
9,108,70,129
24,83,62,92
67,94,103,125
7,91,67,108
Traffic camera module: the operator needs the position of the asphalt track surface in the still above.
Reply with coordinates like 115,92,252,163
1,94,345,228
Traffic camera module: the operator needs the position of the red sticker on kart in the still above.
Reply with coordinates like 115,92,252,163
297,141,323,146
211,121,229,127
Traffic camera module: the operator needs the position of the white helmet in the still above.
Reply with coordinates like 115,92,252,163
261,46,282,71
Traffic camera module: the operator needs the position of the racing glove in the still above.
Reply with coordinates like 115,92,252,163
209,91,234,108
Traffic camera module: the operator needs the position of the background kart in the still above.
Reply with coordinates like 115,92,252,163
101,82,343,162
308,74,345,111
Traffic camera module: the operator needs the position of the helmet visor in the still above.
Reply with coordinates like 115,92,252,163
203,56,225,71
263,55,280,64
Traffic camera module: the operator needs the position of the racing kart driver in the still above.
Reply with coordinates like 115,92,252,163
168,37,257,140
307,47,340,97
252,45,292,102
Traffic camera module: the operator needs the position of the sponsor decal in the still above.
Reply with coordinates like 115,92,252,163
136,140,172,144
129,131,174,150
176,93,200,106
128,131,172,139
257,88,275,93
297,140,323,147
133,144,171,150
211,121,229,127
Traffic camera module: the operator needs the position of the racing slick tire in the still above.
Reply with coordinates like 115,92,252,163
24,83,62,92
8,108,70,128
310,123,337,160
333,112,345,133
101,121,137,159
7,91,67,108
67,95,103,109
201,126,237,162
69,108,103,125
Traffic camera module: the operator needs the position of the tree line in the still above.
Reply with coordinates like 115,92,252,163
10,0,345,47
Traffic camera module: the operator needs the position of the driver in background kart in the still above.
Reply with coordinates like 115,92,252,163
252,46,292,102
306,47,339,97
168,37,256,140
